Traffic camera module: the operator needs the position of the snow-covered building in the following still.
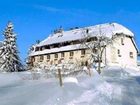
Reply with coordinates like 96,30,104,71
28,23,138,68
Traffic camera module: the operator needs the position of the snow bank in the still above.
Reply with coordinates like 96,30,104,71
0,69,113,105
0,73,22,87
124,67,140,76
101,66,130,79
63,77,78,84
102,66,140,77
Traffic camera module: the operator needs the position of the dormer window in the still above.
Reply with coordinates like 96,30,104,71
35,47,39,51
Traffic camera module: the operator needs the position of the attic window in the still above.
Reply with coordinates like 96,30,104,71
130,52,133,58
35,47,39,51
121,38,124,45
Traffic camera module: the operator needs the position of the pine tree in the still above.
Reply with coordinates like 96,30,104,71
0,21,24,72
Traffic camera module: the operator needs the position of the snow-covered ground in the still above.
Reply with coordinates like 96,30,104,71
0,70,112,105
0,67,140,105
101,66,140,105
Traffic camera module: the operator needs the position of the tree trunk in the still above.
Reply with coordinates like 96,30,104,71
58,69,63,87
88,67,91,76
98,56,101,74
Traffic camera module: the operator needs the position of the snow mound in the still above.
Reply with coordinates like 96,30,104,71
63,77,78,84
0,73,22,87
68,81,113,105
102,66,140,77
0,70,113,105
124,67,140,76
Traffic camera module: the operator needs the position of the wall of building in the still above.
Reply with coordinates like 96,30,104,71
32,49,91,67
29,35,137,68
105,35,137,67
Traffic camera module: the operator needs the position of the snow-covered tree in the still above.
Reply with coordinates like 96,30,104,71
0,21,24,72
80,25,114,74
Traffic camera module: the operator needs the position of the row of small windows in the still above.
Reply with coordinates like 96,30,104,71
34,37,125,52
34,37,98,52
31,49,134,63
34,50,86,62
46,52,65,60
117,49,133,58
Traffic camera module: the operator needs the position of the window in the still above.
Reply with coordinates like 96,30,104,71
130,52,133,58
70,51,74,56
47,55,50,59
31,57,35,62
35,47,39,51
118,49,120,54
40,47,43,51
121,38,124,45
40,55,44,62
55,54,58,58
69,51,74,59
61,52,65,58
118,49,121,57
81,50,86,55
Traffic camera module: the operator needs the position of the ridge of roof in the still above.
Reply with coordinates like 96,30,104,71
37,22,134,47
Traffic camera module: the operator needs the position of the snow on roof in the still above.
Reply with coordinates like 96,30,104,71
37,23,134,47
29,44,82,56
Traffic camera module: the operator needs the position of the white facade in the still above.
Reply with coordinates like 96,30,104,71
103,36,138,67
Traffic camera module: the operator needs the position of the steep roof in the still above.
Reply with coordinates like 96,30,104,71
37,23,134,47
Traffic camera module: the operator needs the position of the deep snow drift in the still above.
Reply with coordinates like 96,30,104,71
101,66,140,105
0,67,140,105
0,69,113,105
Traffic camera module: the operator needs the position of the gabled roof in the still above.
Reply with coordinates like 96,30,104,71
37,23,134,47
